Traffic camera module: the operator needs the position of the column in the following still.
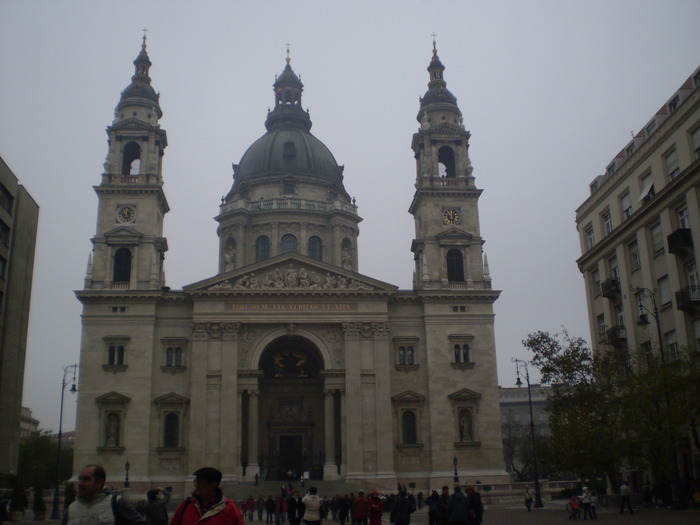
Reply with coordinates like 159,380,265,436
323,389,338,480
220,323,240,480
247,390,260,478
188,324,209,471
343,323,363,478
373,324,396,478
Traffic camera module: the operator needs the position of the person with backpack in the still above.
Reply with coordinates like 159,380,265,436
170,468,243,525
62,464,146,525
144,488,170,525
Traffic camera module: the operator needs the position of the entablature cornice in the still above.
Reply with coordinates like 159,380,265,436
75,289,188,303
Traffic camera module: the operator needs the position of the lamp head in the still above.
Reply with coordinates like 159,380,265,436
637,314,650,326
515,376,523,388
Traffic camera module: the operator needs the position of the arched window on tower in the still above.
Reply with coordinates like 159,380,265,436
438,146,456,178
401,410,417,445
446,249,464,282
308,236,322,261
281,234,298,254
122,142,142,176
256,236,271,262
113,248,132,283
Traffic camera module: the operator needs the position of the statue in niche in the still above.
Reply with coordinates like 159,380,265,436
341,245,352,270
459,409,473,442
105,413,120,447
224,245,236,271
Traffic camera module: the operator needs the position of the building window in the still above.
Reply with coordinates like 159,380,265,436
625,142,636,158
614,302,624,327
0,184,14,214
664,149,680,181
628,242,641,271
453,344,470,363
163,413,180,447
668,95,680,114
121,141,141,175
112,248,132,283
691,127,700,159
602,212,613,236
665,331,678,361
308,236,322,261
645,120,657,136
658,276,671,306
108,344,125,365
650,224,664,254
437,146,456,178
641,340,653,368
686,260,699,287
401,410,417,444
592,269,601,296
608,255,619,280
0,256,6,279
606,162,616,176
166,347,183,367
639,172,655,203
620,193,632,219
397,346,415,365
446,249,465,282
458,408,474,442
596,314,606,337
255,235,270,262
678,205,690,229
281,234,297,254
0,220,9,246
585,226,595,249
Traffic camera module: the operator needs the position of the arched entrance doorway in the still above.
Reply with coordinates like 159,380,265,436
257,335,325,480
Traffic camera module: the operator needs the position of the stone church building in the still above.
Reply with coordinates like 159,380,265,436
74,38,508,490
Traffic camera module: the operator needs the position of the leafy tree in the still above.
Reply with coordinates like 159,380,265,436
18,430,73,489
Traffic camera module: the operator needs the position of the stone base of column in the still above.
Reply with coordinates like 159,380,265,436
323,463,340,480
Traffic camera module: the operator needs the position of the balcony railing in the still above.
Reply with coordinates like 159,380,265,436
606,325,627,345
667,228,693,255
676,285,700,311
601,278,621,299
219,197,358,216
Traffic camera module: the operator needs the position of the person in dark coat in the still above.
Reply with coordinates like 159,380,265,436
389,491,413,525
446,486,471,525
287,491,305,525
464,487,482,525
437,487,450,525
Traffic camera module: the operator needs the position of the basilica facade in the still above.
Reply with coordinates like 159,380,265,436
74,39,508,491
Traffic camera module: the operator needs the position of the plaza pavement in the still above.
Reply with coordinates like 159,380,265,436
15,503,700,525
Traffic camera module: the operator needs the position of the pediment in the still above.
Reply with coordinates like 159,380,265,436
153,392,189,406
184,253,397,294
109,118,156,132
392,390,426,403
448,388,482,401
104,226,143,240
96,391,131,406
435,228,474,242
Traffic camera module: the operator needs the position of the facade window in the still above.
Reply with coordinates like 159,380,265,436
602,212,613,235
691,127,700,159
108,344,125,365
121,141,142,175
645,120,657,136
308,236,322,261
665,331,678,361
628,242,641,271
446,249,465,281
281,234,298,254
658,276,671,306
0,184,13,214
608,255,619,280
686,261,699,287
585,226,595,250
641,341,653,368
401,411,417,444
592,269,601,296
650,224,664,254
614,302,624,327
453,344,470,363
394,338,419,370
163,413,180,448
678,206,690,229
0,257,6,279
255,235,270,262
596,314,606,337
664,149,680,180
639,172,655,203
0,220,9,246
668,95,680,114
112,248,132,283
625,142,636,158
620,193,632,219
606,163,616,176
437,146,456,178
166,347,183,367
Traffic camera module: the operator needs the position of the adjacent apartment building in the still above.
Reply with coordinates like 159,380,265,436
575,66,700,484
0,156,39,478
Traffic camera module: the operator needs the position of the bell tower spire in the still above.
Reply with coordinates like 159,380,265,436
85,37,169,291
408,40,488,291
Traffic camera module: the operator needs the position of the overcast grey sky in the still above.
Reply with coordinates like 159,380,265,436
1,0,698,433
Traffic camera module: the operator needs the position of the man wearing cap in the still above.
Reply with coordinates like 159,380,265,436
170,468,243,525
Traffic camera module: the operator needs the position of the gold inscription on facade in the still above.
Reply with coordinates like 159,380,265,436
225,303,357,312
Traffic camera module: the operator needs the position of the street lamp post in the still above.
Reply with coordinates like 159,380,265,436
635,287,684,509
453,455,459,483
514,358,543,508
124,460,130,489
50,364,77,520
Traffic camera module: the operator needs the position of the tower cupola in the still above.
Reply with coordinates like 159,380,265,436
266,50,312,132
115,35,162,120
418,38,460,118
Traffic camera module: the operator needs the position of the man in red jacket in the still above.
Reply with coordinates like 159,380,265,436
170,468,243,525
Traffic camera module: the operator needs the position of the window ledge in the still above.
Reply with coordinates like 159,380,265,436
454,441,481,449
156,446,185,455
97,446,125,454
395,364,419,373
451,362,475,370
161,365,187,375
396,443,424,451
102,365,128,374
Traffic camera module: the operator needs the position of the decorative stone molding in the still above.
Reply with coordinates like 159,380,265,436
208,264,374,291
191,322,240,339
395,364,419,373
102,364,128,374
450,362,475,371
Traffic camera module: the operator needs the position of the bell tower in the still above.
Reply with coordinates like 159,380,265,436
408,39,490,291
85,36,169,290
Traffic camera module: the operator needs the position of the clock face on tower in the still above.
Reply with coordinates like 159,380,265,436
442,208,461,225
116,205,136,224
